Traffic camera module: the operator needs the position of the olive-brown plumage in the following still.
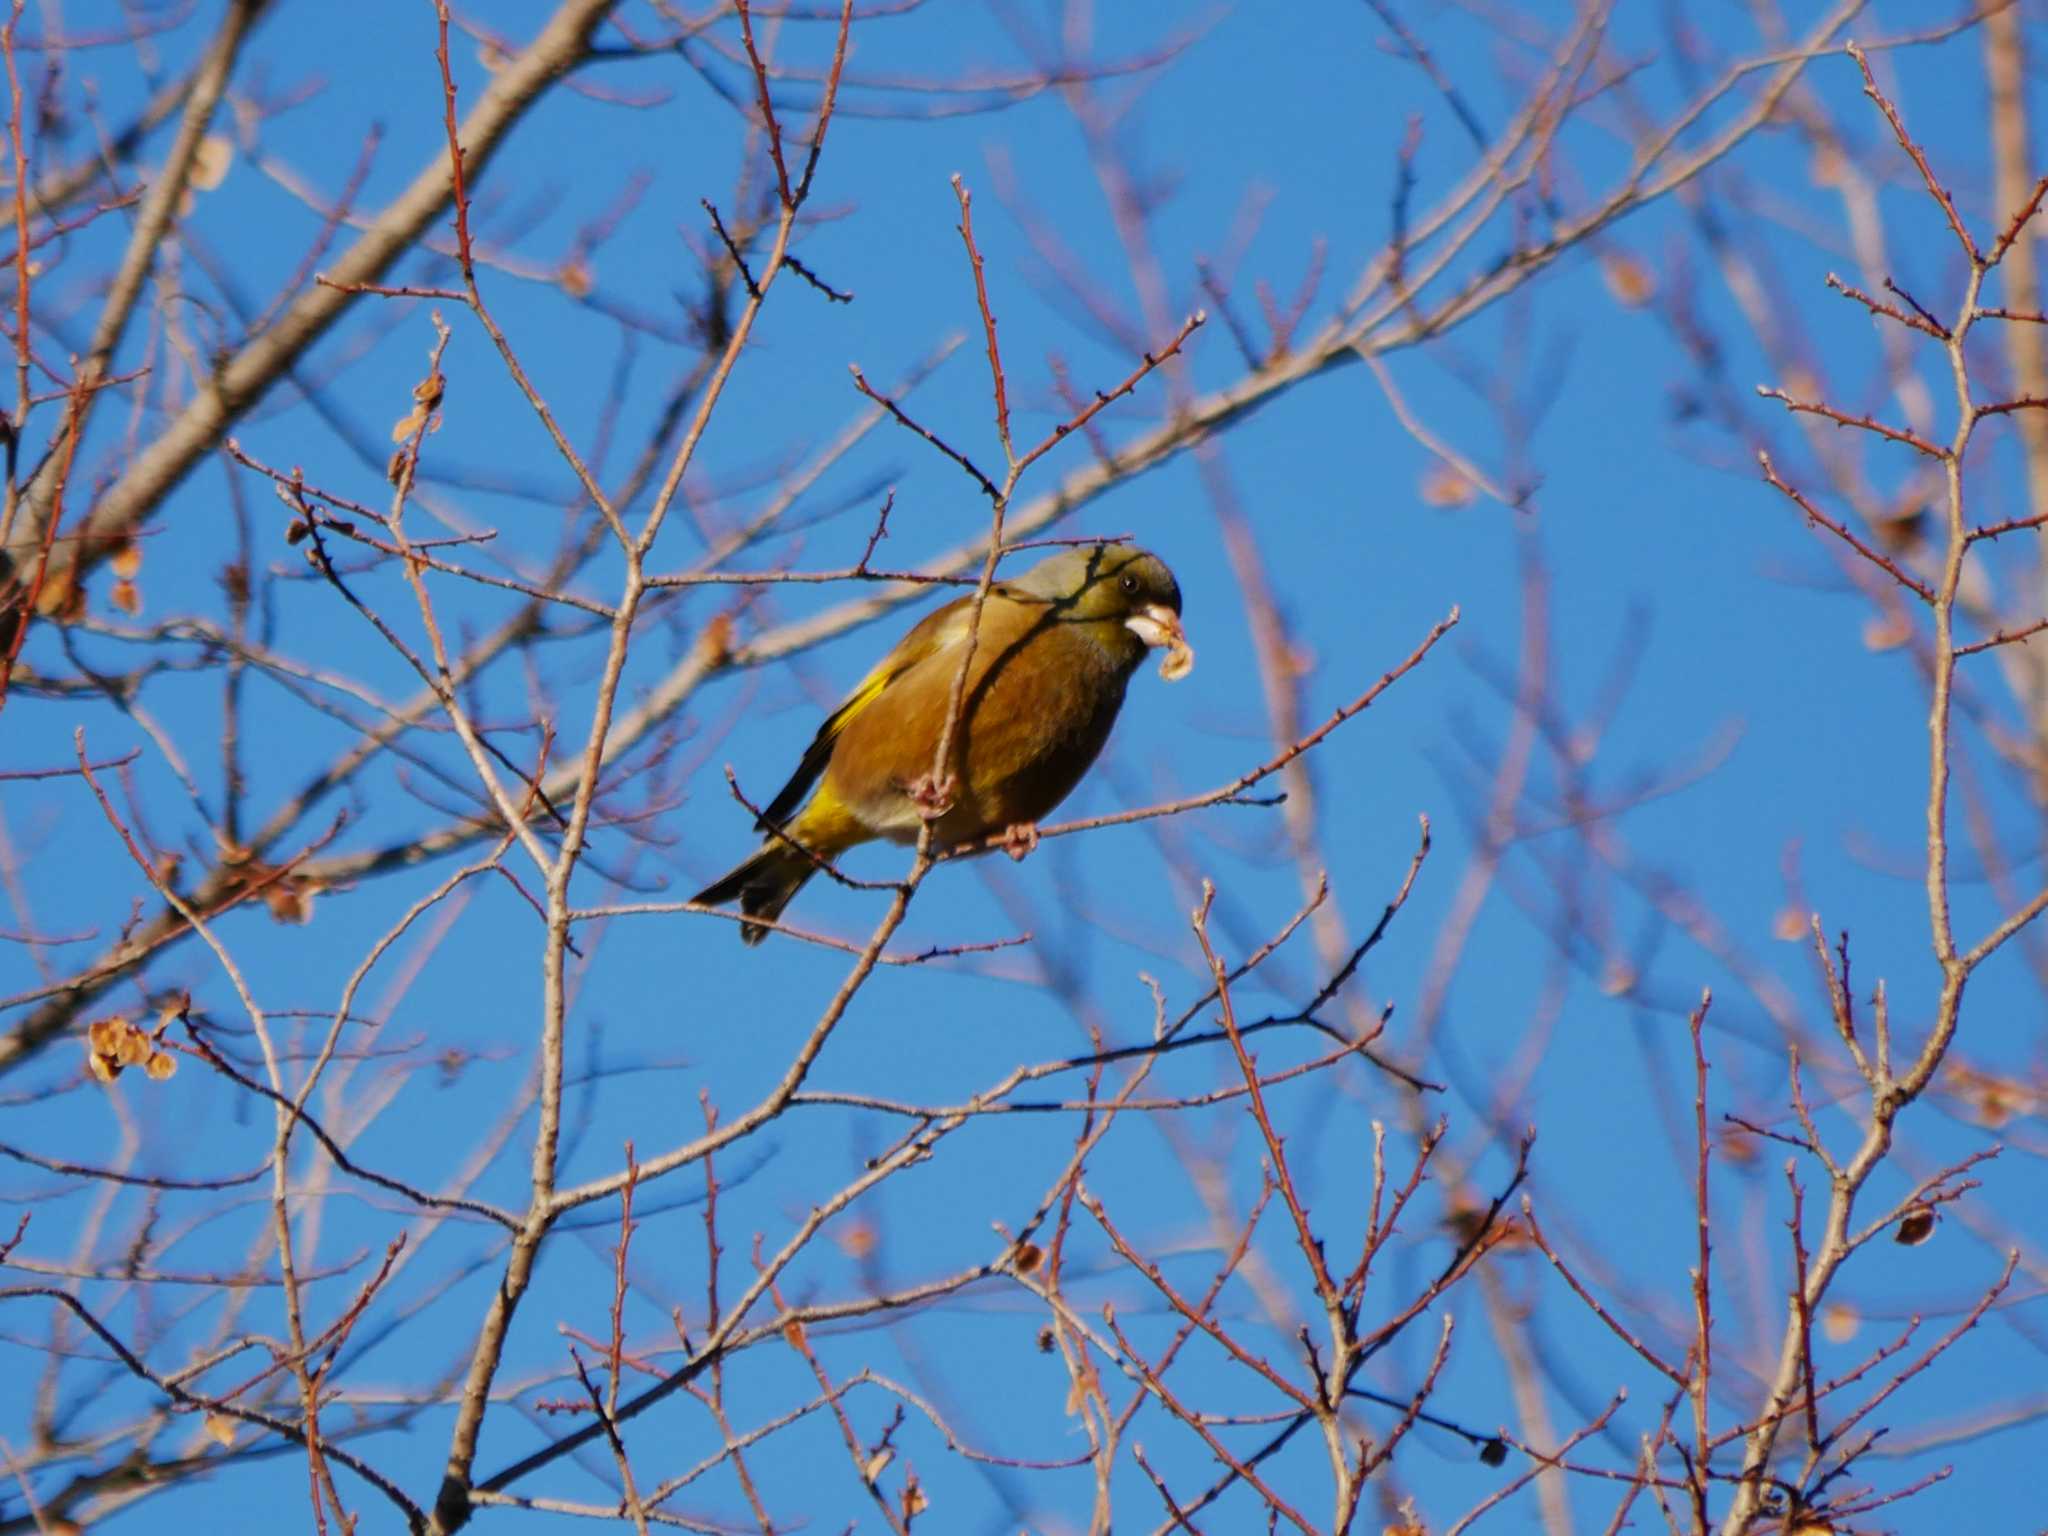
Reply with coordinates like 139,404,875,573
693,543,1190,943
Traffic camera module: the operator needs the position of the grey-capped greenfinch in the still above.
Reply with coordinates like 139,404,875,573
693,542,1191,943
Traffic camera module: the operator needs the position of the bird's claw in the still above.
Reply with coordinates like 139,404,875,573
907,772,957,821
1000,822,1040,861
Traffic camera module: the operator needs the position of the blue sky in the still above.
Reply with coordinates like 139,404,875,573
3,3,2043,1533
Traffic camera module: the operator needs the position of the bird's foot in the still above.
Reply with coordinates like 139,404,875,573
906,772,957,821
1000,822,1040,862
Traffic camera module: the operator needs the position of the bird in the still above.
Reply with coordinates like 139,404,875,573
692,542,1192,944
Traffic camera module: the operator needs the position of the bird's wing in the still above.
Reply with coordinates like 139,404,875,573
757,591,996,828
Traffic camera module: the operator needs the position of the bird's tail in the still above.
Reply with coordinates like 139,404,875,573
691,839,818,946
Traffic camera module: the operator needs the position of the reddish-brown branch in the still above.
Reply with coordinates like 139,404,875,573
1688,994,1714,1481
1524,1202,1688,1387
849,364,1001,502
1109,1170,1275,1439
1758,451,1934,602
432,0,476,281
1756,384,1945,458
1989,173,2048,267
1975,305,2048,325
212,1235,409,1411
790,0,853,205
1341,1120,1442,1307
734,0,792,208
1974,393,2048,420
1825,271,1947,339
315,275,467,302
1823,1252,2018,1451
950,605,1460,856
1080,1184,1318,1413
952,175,1011,462
1359,1315,1455,1483
1192,885,1341,1312
1100,1306,1319,1536
1357,1139,1529,1361
1847,42,1979,263
1965,507,2048,541
1011,311,1205,479
770,1285,911,1535
0,1285,426,1525
1954,617,2048,658
1785,1171,1822,1457
608,1143,639,1420
1130,1444,1201,1533
3,2,28,476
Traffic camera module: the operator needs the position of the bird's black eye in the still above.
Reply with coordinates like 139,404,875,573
1118,572,1139,595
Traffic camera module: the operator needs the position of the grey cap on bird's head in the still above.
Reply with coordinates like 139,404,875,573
1007,541,1182,612
1004,542,1191,681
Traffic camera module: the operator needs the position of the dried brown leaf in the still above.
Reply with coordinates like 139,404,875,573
1418,462,1476,509
31,566,77,619
189,134,234,191
1716,1123,1759,1165
1894,1205,1936,1246
264,881,315,925
1601,250,1655,307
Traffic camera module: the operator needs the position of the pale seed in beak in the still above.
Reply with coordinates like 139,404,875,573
1126,604,1194,681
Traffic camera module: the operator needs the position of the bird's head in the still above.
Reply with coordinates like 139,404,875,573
1007,543,1193,680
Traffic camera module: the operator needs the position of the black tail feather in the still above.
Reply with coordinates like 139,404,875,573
691,841,816,946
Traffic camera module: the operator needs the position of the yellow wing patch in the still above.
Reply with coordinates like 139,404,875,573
819,663,898,741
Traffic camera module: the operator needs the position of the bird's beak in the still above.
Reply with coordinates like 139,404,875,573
1126,603,1194,681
